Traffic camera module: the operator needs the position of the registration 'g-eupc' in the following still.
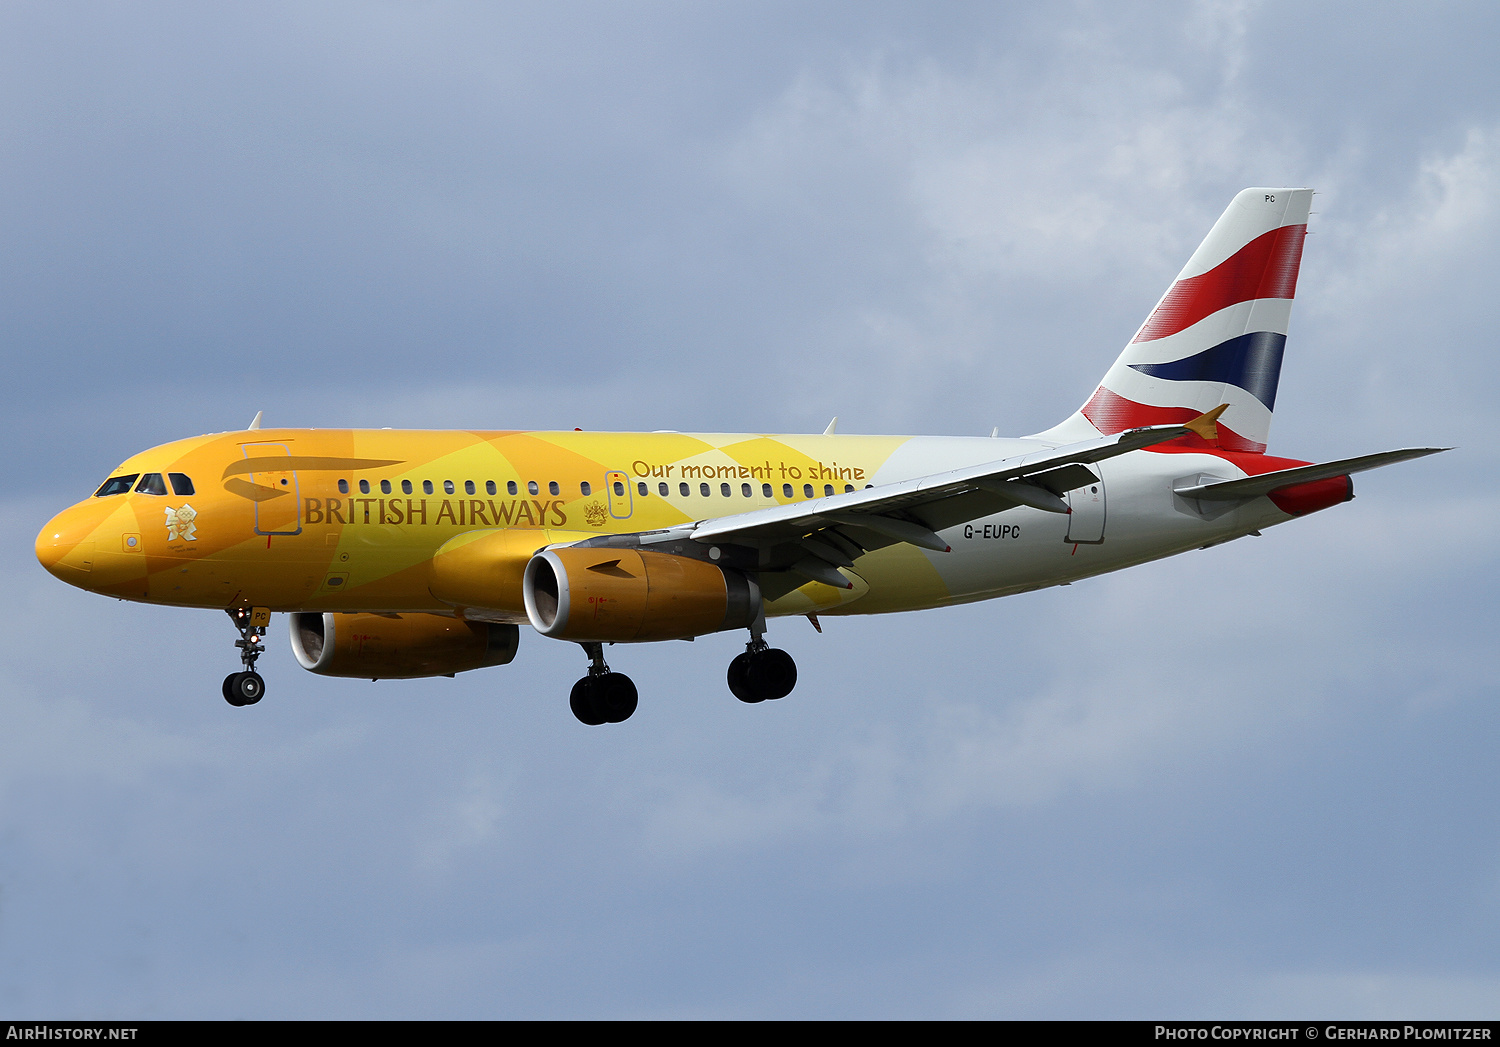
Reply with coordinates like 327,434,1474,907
36,189,1444,724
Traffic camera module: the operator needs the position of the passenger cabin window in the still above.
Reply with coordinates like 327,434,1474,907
507,481,518,495
699,483,710,497
720,483,731,497
824,484,834,497
658,482,669,496
465,481,476,495
637,481,647,496
548,481,559,496
338,479,349,494
380,480,392,494
742,483,751,497
95,474,140,497
762,483,773,498
614,481,625,496
782,483,793,498
679,482,690,497
527,481,539,496
169,473,194,496
486,481,496,495
402,480,413,494
581,481,592,496
845,484,854,493
803,484,814,498
359,480,370,494
444,480,455,494
423,480,434,495
134,473,168,496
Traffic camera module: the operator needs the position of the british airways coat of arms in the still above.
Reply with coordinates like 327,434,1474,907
165,504,199,542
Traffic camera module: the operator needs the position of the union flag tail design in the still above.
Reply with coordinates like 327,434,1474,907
1035,188,1313,453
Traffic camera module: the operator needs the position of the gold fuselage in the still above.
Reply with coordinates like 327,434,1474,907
36,427,971,619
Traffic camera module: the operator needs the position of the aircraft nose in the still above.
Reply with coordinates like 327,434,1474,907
36,503,101,581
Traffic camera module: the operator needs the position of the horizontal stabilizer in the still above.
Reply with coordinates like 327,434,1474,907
1176,447,1449,501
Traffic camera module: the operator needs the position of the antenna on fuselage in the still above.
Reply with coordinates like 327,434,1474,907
823,416,838,436
247,411,263,430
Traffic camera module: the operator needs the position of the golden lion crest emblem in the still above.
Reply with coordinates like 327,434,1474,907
583,500,608,527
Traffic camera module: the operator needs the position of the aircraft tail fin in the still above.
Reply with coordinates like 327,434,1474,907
1032,187,1313,453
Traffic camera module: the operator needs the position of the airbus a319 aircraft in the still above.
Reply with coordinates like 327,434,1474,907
36,188,1443,724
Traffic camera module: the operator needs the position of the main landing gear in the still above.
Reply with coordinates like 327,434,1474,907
727,610,797,704
223,608,267,707
727,640,797,704
569,642,638,725
566,626,798,725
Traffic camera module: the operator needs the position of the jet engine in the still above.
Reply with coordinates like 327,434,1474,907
289,611,519,680
523,546,760,642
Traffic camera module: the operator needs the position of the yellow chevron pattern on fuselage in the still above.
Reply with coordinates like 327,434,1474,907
38,427,954,618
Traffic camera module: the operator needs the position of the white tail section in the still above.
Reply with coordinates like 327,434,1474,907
1034,188,1313,453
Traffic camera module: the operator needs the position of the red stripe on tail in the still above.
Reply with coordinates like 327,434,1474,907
1080,387,1267,453
1133,224,1306,344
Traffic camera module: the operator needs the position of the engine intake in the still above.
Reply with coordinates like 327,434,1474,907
289,612,519,680
523,547,760,642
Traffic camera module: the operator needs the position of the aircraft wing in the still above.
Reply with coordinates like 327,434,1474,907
1173,447,1449,501
657,422,1201,592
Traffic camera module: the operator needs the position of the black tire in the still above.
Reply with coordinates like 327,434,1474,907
231,671,265,706
727,652,762,703
222,673,246,706
598,673,638,723
750,648,797,701
569,677,607,725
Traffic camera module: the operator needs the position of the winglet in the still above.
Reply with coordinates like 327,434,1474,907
1183,404,1229,443
823,416,838,436
247,411,263,431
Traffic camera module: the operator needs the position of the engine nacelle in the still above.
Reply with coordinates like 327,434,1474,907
289,612,519,680
523,546,760,642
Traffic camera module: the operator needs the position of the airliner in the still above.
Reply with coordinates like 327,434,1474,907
35,188,1443,724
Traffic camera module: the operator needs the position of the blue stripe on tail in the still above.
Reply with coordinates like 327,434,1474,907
1128,331,1286,410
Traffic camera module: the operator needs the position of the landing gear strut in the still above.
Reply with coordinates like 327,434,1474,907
569,642,638,725
727,613,797,704
223,607,267,707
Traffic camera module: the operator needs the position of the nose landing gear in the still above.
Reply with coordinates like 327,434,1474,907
569,642,638,725
223,607,269,707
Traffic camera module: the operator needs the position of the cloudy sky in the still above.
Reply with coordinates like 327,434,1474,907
2,0,1496,1018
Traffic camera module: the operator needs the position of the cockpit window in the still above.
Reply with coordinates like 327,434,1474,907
95,474,139,497
168,473,195,496
134,473,168,495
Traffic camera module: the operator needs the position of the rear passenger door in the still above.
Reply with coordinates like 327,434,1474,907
1065,476,1105,544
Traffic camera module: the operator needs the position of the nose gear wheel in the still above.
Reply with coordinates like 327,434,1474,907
222,671,265,706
